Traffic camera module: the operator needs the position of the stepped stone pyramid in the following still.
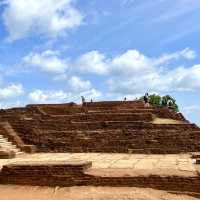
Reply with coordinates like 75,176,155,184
0,100,200,197
0,100,199,154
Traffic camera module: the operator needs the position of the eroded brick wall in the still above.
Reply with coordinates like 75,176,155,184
0,162,200,194
0,101,199,153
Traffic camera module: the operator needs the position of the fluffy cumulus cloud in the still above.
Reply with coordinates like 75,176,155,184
110,50,154,76
0,84,24,100
28,75,101,103
23,50,68,73
72,48,199,95
76,51,109,75
68,76,92,93
2,0,83,41
23,47,200,103
28,89,68,103
28,87,102,104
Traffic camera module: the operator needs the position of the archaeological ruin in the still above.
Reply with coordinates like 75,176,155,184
0,100,200,198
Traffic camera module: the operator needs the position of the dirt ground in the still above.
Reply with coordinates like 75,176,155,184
0,185,198,200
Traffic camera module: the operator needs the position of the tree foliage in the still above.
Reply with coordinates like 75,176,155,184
140,94,179,112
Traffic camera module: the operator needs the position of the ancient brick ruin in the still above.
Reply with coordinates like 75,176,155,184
0,100,200,196
0,100,199,154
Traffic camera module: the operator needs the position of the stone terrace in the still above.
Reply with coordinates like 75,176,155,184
0,153,197,176
0,100,200,196
0,100,199,154
0,153,200,195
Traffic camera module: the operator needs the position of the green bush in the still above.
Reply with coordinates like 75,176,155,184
140,94,179,112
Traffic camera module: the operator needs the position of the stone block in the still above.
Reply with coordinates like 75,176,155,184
0,150,15,159
196,159,200,164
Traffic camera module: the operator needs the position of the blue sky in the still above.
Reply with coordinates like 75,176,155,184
0,0,200,125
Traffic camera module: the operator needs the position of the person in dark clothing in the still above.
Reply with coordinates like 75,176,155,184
144,93,150,107
81,96,85,104
167,99,173,109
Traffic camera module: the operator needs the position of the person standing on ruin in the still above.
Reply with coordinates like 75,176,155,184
81,96,85,104
144,93,150,107
167,99,173,109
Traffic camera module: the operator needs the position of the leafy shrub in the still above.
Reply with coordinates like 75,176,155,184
140,94,179,112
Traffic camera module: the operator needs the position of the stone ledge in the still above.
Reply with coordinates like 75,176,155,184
196,159,200,164
192,153,200,159
21,145,37,154
0,150,15,159
5,160,92,168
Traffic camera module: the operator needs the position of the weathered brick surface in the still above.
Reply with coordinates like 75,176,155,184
153,107,187,121
0,161,92,186
0,162,200,194
16,128,200,153
0,101,199,153
0,150,15,159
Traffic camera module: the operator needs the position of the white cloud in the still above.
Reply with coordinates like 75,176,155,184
28,75,101,103
154,48,197,65
80,89,102,101
74,48,196,77
68,76,92,93
0,84,24,100
108,65,200,94
74,48,199,95
110,50,154,76
2,0,83,41
23,50,68,73
179,48,197,60
108,63,200,95
0,100,23,109
28,87,102,104
76,51,109,75
24,47,200,100
28,89,68,103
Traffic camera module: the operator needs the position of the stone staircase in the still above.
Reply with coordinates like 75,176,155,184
0,134,22,155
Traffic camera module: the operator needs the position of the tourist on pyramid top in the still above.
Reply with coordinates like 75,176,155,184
144,93,150,107
81,96,85,104
167,99,173,109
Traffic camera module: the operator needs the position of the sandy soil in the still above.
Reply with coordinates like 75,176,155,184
0,185,198,200
153,118,184,124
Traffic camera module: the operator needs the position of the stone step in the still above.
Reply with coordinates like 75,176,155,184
0,138,9,142
1,144,18,149
0,133,21,154
0,140,12,145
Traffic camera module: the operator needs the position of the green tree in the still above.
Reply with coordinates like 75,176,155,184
148,94,162,106
161,95,179,112
140,94,179,112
